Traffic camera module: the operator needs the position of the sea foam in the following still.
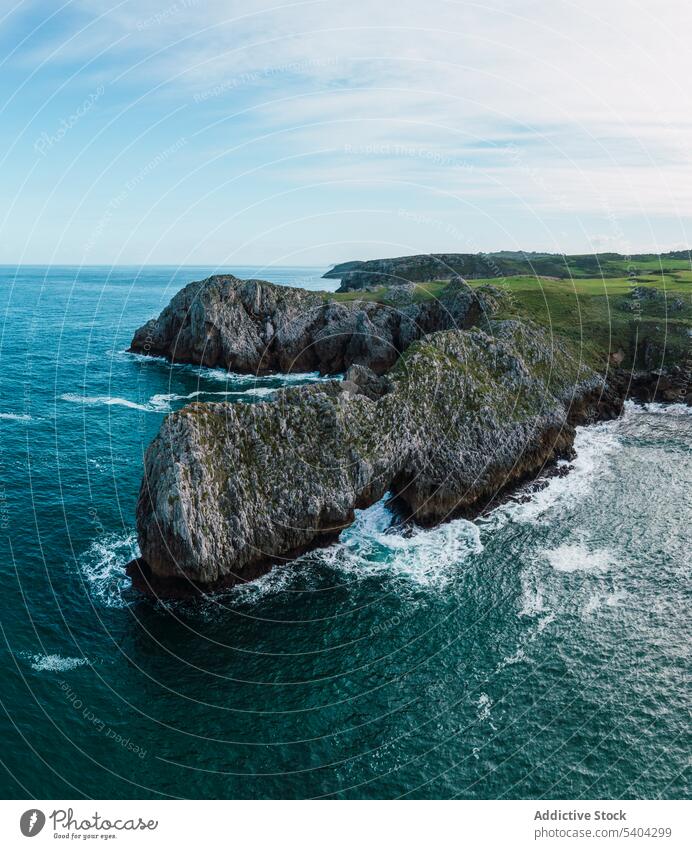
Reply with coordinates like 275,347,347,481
488,418,622,526
329,497,483,589
61,370,337,414
543,542,617,573
60,393,165,412
79,531,138,608
226,497,484,605
0,412,33,421
28,654,90,672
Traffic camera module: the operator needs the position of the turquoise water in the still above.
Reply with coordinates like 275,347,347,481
0,265,689,799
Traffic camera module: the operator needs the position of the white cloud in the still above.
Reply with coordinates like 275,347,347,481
5,0,692,261
22,1,692,152
79,0,691,214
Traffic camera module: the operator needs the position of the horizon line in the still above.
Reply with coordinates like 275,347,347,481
1,246,691,270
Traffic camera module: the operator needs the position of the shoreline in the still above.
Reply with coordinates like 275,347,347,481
125,385,683,602
125,271,690,598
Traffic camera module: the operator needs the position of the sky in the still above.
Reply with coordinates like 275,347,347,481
1,0,691,267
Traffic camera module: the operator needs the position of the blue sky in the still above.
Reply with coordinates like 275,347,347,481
1,0,691,266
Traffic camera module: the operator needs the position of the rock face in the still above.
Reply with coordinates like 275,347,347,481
129,274,502,375
129,318,622,596
623,366,692,405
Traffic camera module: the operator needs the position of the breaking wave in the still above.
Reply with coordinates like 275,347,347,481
118,349,340,384
60,393,167,412
61,371,338,414
321,498,483,589
0,412,33,421
78,531,138,609
226,497,484,606
641,401,692,416
486,418,622,527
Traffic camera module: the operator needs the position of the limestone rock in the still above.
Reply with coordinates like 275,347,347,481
130,319,620,595
129,274,506,376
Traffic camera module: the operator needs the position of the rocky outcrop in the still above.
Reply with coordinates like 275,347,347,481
618,285,686,313
129,274,504,376
129,319,622,596
618,366,692,405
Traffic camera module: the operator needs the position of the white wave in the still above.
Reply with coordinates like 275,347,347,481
148,392,179,407
580,589,626,617
149,387,270,406
537,612,556,632
277,371,340,384
222,562,308,606
79,532,138,608
115,349,240,382
489,419,622,526
60,393,165,413
63,371,337,415
227,498,484,604
641,401,692,416
582,590,627,616
110,349,166,364
606,589,628,606
544,542,617,573
204,368,238,381
333,497,483,588
28,654,90,672
119,349,340,384
477,401,691,530
582,594,602,617
504,608,554,667
497,647,527,668
243,387,280,397
0,412,33,421
147,384,311,408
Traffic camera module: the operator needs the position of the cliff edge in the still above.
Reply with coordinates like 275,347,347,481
129,317,620,595
129,274,503,375
127,271,689,596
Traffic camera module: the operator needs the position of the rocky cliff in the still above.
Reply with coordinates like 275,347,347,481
129,274,503,375
128,317,622,596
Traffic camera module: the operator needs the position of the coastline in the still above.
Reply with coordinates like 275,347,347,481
1,263,690,801
124,269,689,597
123,373,684,601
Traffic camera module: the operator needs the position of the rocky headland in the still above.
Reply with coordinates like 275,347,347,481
129,274,501,375
324,249,692,291
323,253,515,291
127,270,690,597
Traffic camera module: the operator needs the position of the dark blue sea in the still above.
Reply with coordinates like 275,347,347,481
0,265,689,799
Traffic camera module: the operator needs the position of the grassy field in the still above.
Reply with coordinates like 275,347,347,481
473,272,692,371
329,270,692,371
506,253,692,279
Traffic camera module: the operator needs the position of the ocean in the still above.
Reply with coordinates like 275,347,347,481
0,265,689,799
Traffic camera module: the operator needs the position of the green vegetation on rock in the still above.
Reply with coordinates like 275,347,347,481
330,271,692,372
129,258,691,595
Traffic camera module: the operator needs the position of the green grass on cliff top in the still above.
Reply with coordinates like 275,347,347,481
329,270,692,371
